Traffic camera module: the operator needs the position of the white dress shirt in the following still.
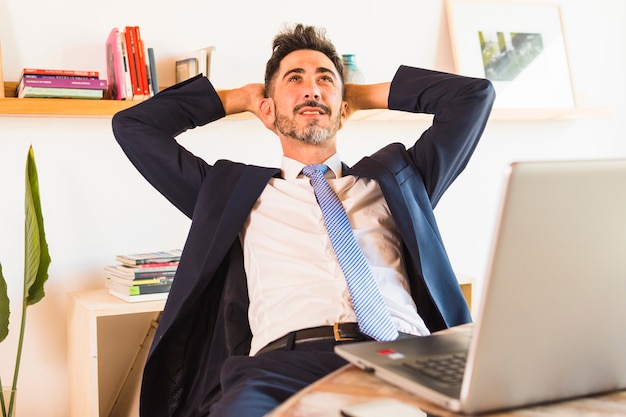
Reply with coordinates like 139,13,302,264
241,154,430,355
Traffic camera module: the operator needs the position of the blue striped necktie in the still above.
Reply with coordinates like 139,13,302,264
302,164,399,341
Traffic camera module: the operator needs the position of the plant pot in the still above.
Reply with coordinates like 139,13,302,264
1,386,16,417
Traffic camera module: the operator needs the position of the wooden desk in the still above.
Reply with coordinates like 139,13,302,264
266,326,626,417
266,364,626,417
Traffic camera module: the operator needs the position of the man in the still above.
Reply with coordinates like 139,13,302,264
112,24,494,417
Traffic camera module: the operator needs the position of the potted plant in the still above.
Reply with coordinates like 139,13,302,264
0,146,51,417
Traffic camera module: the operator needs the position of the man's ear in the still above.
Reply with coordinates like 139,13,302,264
258,97,277,132
339,100,349,129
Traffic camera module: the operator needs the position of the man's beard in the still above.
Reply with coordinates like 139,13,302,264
275,102,341,145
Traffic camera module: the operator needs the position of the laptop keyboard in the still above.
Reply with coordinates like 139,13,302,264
403,352,466,385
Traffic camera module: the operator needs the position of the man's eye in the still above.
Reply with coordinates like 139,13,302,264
320,76,333,83
288,75,301,82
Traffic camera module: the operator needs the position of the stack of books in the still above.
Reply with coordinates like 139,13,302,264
15,68,108,99
105,26,158,100
105,249,182,302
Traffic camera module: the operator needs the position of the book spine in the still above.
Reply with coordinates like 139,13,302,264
129,283,172,295
105,27,127,100
23,68,99,78
21,76,107,90
118,29,134,99
107,280,172,295
105,266,177,278
144,48,154,96
18,86,104,99
107,274,174,286
115,249,182,265
132,277,174,285
147,47,159,94
125,26,144,98
118,269,177,278
134,26,151,97
129,261,179,269
19,74,99,80
109,270,176,279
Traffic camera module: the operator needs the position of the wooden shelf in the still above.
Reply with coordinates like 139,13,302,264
0,82,612,120
0,96,138,117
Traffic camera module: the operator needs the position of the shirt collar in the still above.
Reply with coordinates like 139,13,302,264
281,154,343,181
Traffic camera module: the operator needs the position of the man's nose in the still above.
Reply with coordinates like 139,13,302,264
302,80,321,100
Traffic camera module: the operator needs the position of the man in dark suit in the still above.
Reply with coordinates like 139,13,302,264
112,24,494,417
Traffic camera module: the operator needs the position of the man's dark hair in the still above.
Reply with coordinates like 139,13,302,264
264,24,344,97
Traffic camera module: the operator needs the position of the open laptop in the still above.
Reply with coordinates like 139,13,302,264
335,159,626,414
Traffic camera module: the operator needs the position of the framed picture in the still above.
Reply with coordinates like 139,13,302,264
446,0,575,108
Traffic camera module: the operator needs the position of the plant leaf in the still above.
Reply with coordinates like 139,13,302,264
24,146,51,306
0,263,9,343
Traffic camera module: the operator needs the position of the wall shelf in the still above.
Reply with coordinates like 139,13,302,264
0,82,612,120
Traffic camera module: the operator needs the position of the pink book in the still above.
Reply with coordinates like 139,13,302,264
105,27,128,100
21,75,107,90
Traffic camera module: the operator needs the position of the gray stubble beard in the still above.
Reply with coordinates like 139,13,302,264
275,112,341,145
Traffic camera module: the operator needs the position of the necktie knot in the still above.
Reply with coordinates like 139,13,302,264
302,164,329,179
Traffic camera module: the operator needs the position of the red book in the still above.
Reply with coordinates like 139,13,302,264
23,68,99,78
124,27,143,98
129,261,179,269
134,26,151,97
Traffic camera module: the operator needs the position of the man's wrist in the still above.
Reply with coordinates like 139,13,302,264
217,84,265,116
345,82,391,114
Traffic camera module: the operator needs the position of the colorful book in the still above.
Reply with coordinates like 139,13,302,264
19,75,107,90
121,261,179,269
18,74,98,80
115,249,182,266
104,264,178,279
106,279,172,295
23,68,99,78
17,86,104,99
108,288,169,303
106,275,174,286
105,27,128,100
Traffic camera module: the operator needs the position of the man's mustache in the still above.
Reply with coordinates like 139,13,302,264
293,101,331,115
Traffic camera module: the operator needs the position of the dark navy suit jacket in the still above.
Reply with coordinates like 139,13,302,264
112,65,495,417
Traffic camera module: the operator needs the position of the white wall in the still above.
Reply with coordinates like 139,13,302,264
1,0,625,415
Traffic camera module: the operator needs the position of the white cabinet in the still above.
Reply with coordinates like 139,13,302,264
67,289,165,417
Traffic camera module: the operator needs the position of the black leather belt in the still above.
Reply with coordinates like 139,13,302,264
256,323,371,355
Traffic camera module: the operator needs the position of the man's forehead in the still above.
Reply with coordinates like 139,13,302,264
278,50,340,76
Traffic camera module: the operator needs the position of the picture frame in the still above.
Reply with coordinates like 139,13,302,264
446,0,576,109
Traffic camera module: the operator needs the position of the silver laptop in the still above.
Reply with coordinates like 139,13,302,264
335,159,626,414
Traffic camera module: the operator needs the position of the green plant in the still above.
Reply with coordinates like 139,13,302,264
0,146,51,417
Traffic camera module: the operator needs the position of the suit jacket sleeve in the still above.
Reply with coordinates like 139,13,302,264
111,74,226,218
388,65,495,207
365,65,494,330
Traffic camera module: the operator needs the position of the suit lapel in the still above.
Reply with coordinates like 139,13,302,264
155,162,280,344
